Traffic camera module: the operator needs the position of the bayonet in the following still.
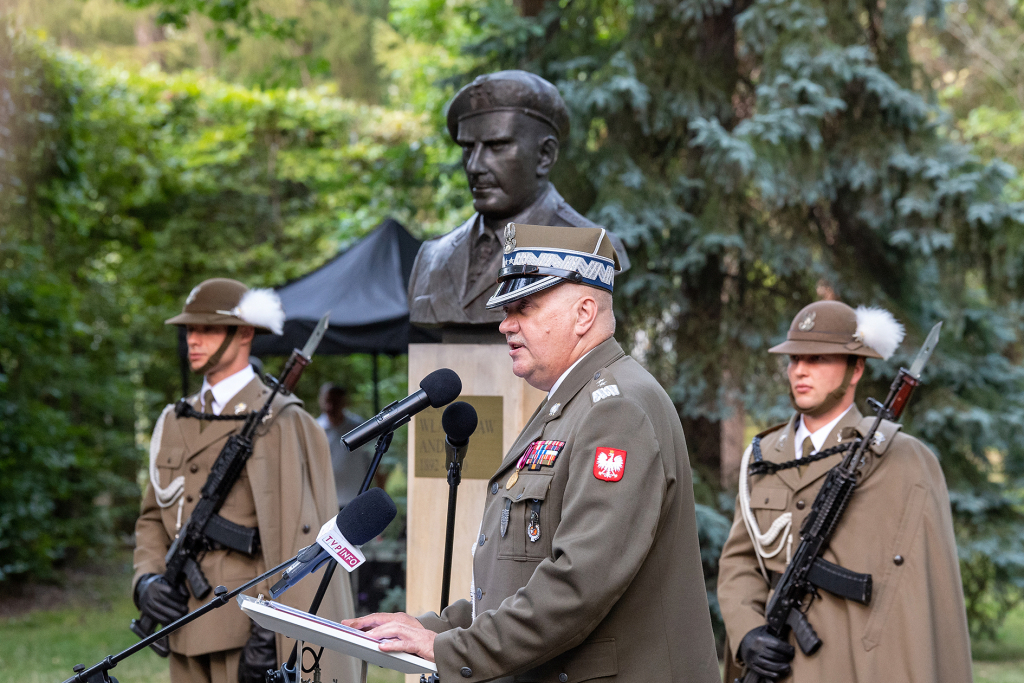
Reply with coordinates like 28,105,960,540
300,312,331,360
908,322,942,380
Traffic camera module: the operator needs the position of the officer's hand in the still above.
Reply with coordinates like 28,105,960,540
739,625,796,680
238,622,278,683
343,613,435,662
136,574,189,625
343,611,422,632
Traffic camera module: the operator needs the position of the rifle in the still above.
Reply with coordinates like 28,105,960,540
130,314,330,657
738,322,942,683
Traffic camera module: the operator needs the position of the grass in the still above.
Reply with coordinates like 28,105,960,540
0,554,401,683
973,606,1024,683
3,555,1020,683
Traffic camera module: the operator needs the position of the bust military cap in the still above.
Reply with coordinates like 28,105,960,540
769,300,905,360
165,278,286,335
446,70,571,142
486,223,622,309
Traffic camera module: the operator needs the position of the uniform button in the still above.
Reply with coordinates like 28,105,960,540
559,674,568,683
475,587,483,601
303,524,311,534
490,482,499,495
460,667,473,678
796,500,805,510
478,534,485,547
894,555,904,566
186,495,193,503
594,372,601,380
189,464,199,473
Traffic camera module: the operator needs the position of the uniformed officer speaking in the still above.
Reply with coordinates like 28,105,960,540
717,301,972,683
346,225,720,682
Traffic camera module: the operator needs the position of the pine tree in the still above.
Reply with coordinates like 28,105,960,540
445,0,1024,635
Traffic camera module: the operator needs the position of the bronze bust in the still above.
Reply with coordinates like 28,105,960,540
407,70,629,329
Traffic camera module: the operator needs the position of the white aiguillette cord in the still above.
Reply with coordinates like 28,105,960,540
148,404,186,510
738,443,794,583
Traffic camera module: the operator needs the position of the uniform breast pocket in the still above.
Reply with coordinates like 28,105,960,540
156,446,186,472
498,473,553,561
749,486,790,530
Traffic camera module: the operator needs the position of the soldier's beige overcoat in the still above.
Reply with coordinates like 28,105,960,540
133,377,359,682
718,406,972,683
418,337,720,683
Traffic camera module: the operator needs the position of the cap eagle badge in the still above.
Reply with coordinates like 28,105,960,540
503,223,517,254
798,311,816,331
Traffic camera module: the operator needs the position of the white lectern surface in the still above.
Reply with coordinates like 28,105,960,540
238,595,436,675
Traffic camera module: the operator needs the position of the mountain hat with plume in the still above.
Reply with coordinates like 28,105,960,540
166,278,285,374
770,300,905,417
769,300,905,360
166,278,285,334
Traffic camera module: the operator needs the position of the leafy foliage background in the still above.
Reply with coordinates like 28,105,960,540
4,0,1024,642
0,24,465,582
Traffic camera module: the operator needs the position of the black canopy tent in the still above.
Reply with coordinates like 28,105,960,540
248,218,424,412
253,218,421,357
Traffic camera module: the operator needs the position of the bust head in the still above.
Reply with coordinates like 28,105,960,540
447,71,570,220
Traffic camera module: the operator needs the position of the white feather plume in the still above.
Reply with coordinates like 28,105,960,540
854,306,905,360
234,288,285,335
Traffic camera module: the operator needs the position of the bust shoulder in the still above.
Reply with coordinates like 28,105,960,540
417,215,476,259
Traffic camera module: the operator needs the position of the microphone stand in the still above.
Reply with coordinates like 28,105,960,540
270,430,395,683
418,441,464,683
60,556,297,683
439,444,464,612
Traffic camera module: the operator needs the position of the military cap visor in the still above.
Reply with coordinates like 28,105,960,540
486,224,621,309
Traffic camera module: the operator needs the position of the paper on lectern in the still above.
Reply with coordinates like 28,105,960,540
238,595,437,675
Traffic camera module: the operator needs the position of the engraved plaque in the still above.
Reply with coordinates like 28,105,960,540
414,395,504,479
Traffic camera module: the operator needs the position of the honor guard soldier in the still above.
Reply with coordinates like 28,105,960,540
133,279,359,683
717,301,972,683
347,225,720,682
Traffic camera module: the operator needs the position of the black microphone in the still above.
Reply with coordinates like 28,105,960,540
269,488,397,598
443,401,478,469
342,368,462,450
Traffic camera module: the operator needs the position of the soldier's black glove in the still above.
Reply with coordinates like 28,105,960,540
135,573,190,626
238,621,278,683
739,625,796,680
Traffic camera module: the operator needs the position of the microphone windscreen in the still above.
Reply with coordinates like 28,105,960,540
442,401,478,445
420,368,462,408
335,488,398,545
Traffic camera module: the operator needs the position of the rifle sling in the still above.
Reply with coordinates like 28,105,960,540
769,557,872,605
205,514,261,556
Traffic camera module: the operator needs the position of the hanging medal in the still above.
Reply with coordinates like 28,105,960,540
527,499,541,542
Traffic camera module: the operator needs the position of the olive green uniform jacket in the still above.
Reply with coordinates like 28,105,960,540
133,377,359,682
417,337,720,683
718,407,972,683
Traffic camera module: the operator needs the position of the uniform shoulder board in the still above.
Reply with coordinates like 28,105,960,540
856,416,902,456
590,370,622,404
755,422,788,440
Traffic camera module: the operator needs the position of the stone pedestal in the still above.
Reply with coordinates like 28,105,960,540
404,343,544,679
